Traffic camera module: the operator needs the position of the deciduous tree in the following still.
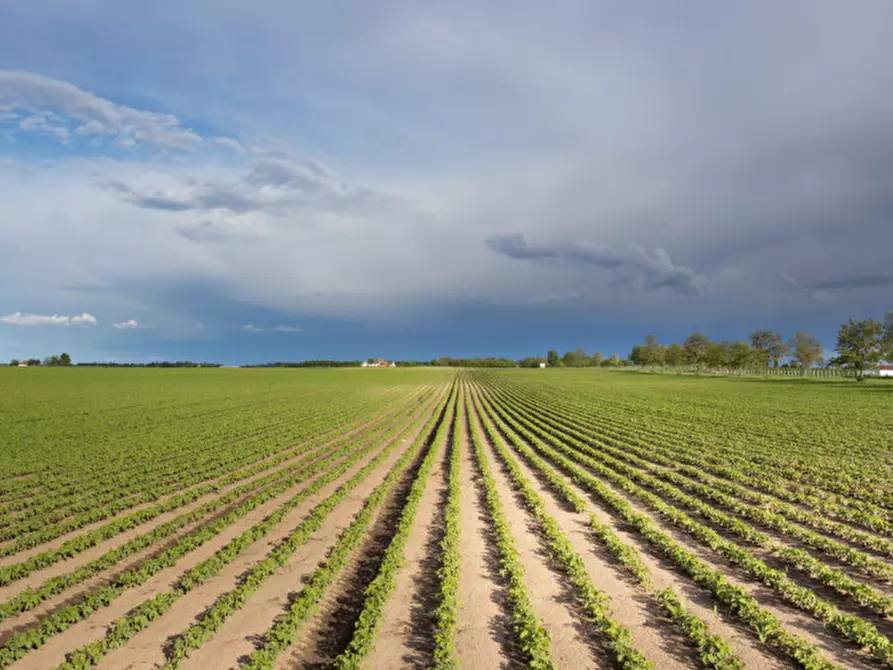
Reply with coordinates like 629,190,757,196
836,319,883,381
683,333,710,366
788,332,823,374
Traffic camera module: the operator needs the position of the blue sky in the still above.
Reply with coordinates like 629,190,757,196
1,1,892,365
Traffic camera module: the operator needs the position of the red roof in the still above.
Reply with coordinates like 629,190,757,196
878,365,893,371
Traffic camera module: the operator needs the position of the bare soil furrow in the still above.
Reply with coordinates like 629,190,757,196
546,437,881,669
274,423,441,670
363,424,449,668
96,427,421,670
455,400,517,669
467,406,603,669
9,445,371,670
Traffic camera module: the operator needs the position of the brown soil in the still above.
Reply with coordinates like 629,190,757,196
363,422,449,668
454,397,520,669
0,390,423,570
276,407,447,670
530,423,881,669
466,405,603,669
99,431,419,669
10,439,392,670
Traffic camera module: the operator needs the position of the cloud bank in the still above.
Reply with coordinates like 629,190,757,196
0,312,97,326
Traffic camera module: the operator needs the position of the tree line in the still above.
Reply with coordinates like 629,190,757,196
8,353,72,367
622,310,892,381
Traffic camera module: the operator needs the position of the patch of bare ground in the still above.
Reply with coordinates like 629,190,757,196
545,441,883,670
274,420,441,670
95,425,425,670
467,407,603,669
9,437,390,670
363,422,450,668
455,403,521,669
0,397,417,569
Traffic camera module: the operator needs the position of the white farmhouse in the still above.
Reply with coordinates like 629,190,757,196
878,364,893,378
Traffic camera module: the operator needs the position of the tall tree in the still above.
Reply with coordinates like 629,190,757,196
561,350,581,367
9,359,18,367
683,333,710,366
547,349,559,367
729,341,755,369
787,332,823,373
591,351,604,366
884,311,893,362
609,352,621,366
704,341,731,368
60,352,72,366
664,343,685,366
749,330,788,367
836,319,883,381
641,335,664,365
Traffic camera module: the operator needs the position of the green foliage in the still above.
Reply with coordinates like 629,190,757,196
333,394,456,669
472,370,893,668
787,331,823,372
835,318,884,381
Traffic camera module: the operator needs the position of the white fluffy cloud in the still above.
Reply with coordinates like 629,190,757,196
112,319,141,329
0,70,202,150
0,312,97,326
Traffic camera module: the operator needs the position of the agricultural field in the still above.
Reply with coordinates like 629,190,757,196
0,367,892,669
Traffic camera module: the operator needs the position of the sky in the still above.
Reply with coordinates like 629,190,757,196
1,1,892,365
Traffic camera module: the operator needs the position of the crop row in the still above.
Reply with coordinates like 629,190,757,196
432,388,463,669
238,386,455,670
479,381,893,666
0,387,420,554
466,384,743,670
332,390,458,668
470,376,841,669
484,382,893,613
466,390,555,669
0,389,442,669
0,390,437,626
0,386,433,592
495,378,893,537
503,377,893,518
470,387,653,668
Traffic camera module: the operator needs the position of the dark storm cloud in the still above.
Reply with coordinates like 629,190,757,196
486,233,706,298
804,273,893,292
